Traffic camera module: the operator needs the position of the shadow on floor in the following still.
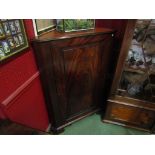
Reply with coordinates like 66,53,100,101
0,119,46,135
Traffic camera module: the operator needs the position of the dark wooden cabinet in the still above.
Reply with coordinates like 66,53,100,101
103,20,155,133
32,28,115,133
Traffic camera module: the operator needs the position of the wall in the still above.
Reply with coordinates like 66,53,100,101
0,20,49,131
96,19,127,50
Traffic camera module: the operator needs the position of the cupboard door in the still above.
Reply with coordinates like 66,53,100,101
51,35,113,120
63,42,103,119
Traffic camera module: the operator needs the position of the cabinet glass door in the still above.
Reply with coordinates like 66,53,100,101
117,19,155,102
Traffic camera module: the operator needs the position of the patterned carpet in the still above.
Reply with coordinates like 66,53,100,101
60,113,150,135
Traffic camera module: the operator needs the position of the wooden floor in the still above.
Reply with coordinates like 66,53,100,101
0,119,47,135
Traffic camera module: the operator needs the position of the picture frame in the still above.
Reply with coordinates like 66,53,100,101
7,37,15,49
0,47,5,57
14,20,21,33
2,22,11,36
18,33,24,45
9,21,17,35
1,41,10,54
0,19,29,62
0,23,5,39
13,35,20,47
33,19,56,36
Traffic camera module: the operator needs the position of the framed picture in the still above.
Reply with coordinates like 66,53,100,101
2,22,11,36
33,19,56,36
7,37,15,49
9,21,17,35
17,33,24,45
0,19,29,62
14,20,21,33
1,41,10,54
13,35,20,47
0,46,5,59
0,23,5,39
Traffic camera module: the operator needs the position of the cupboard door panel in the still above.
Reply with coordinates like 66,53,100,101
62,43,103,118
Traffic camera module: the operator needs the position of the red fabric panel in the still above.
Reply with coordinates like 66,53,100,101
96,19,127,43
0,51,38,103
24,19,35,40
4,76,49,131
0,108,7,119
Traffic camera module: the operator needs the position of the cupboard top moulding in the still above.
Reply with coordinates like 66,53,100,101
31,28,115,133
32,28,116,42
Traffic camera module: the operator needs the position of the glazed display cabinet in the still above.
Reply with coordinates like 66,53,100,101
103,19,155,132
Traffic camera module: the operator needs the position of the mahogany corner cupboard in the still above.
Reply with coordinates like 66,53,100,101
103,20,155,133
32,28,115,133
